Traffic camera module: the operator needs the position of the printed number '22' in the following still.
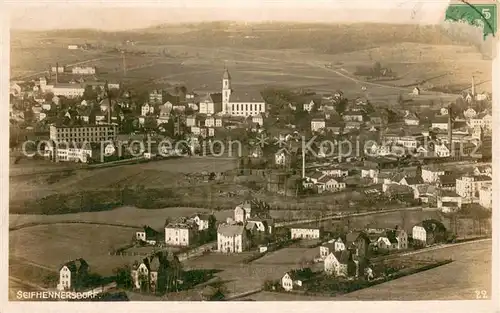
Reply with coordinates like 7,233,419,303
475,290,488,299
482,9,491,19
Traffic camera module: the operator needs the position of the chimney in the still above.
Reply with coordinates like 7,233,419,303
471,76,475,97
448,105,453,157
55,62,59,84
48,64,52,80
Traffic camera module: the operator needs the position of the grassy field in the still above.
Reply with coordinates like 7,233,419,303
10,224,139,276
183,246,321,295
9,206,234,230
9,157,239,204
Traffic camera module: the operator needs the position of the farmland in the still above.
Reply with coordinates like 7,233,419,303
239,239,492,301
10,223,138,276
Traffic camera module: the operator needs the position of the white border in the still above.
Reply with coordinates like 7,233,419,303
1,1,498,313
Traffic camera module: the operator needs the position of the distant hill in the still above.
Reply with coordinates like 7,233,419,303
11,22,488,55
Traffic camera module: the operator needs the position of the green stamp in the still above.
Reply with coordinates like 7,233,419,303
445,3,497,39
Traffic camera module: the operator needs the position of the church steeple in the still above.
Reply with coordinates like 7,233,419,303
222,66,232,114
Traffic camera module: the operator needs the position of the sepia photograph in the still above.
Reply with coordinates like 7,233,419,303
3,0,498,308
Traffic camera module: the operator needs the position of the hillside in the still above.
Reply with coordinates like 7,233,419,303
11,22,488,56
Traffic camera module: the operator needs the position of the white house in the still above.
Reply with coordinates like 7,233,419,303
135,226,160,245
324,251,355,277
290,227,321,239
422,166,445,183
57,259,88,291
434,144,450,157
252,113,264,126
141,103,155,116
281,270,311,291
165,223,195,247
311,118,326,132
456,175,492,199
217,224,248,253
412,225,427,245
412,87,421,96
234,201,253,223
479,184,492,209
190,213,212,231
316,177,346,193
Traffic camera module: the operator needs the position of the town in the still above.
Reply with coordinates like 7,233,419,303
9,19,493,302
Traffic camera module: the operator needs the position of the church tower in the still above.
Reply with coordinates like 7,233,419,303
222,68,232,114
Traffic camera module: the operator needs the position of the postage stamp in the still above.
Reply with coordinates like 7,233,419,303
2,0,498,312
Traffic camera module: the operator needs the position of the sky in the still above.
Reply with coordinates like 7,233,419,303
8,0,452,31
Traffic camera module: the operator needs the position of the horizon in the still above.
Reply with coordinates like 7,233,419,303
9,1,450,31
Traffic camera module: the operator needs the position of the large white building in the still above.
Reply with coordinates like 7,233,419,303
290,227,321,239
455,175,492,199
49,124,118,143
164,223,195,247
72,66,96,75
217,224,248,253
221,69,266,116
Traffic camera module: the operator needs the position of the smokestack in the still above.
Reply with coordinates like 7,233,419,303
302,144,306,179
448,105,453,157
471,76,475,97
55,62,59,84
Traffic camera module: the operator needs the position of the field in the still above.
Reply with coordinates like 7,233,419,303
9,206,234,230
10,224,139,276
9,157,239,204
240,239,492,300
183,246,321,295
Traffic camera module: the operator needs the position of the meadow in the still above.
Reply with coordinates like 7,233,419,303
10,224,139,276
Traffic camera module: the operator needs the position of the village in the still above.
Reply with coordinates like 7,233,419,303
9,34,493,301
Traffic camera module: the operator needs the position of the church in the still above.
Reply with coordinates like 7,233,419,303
221,68,266,117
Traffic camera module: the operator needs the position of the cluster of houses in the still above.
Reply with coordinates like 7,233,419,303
280,219,446,291
134,213,214,248
217,200,274,253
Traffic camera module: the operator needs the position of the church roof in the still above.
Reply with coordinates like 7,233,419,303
229,90,265,103
223,68,231,80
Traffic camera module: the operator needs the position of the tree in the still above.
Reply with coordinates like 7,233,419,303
144,116,158,131
335,98,348,115
82,85,97,101
44,92,55,103
114,265,132,289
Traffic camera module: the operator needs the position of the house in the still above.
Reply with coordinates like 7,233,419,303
234,201,253,223
413,184,437,203
421,166,446,183
431,116,450,131
344,121,362,131
303,99,320,112
136,226,161,245
131,255,161,292
186,115,197,127
463,107,477,119
245,219,269,233
165,222,196,247
434,144,450,157
316,176,346,193
274,149,292,167
479,184,492,209
217,224,248,253
324,250,357,277
320,168,349,177
281,268,313,291
41,102,52,111
311,118,326,132
252,113,264,126
290,227,321,240
399,176,424,188
437,173,461,190
437,190,462,212
412,220,447,247
199,93,222,115
455,175,491,199
361,167,379,180
190,213,212,231
141,103,155,116
342,111,364,122
57,259,89,291
412,87,421,96
404,111,420,126
149,90,163,104
319,242,335,259
346,231,371,258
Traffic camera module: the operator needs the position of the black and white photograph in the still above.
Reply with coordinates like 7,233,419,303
3,0,498,308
